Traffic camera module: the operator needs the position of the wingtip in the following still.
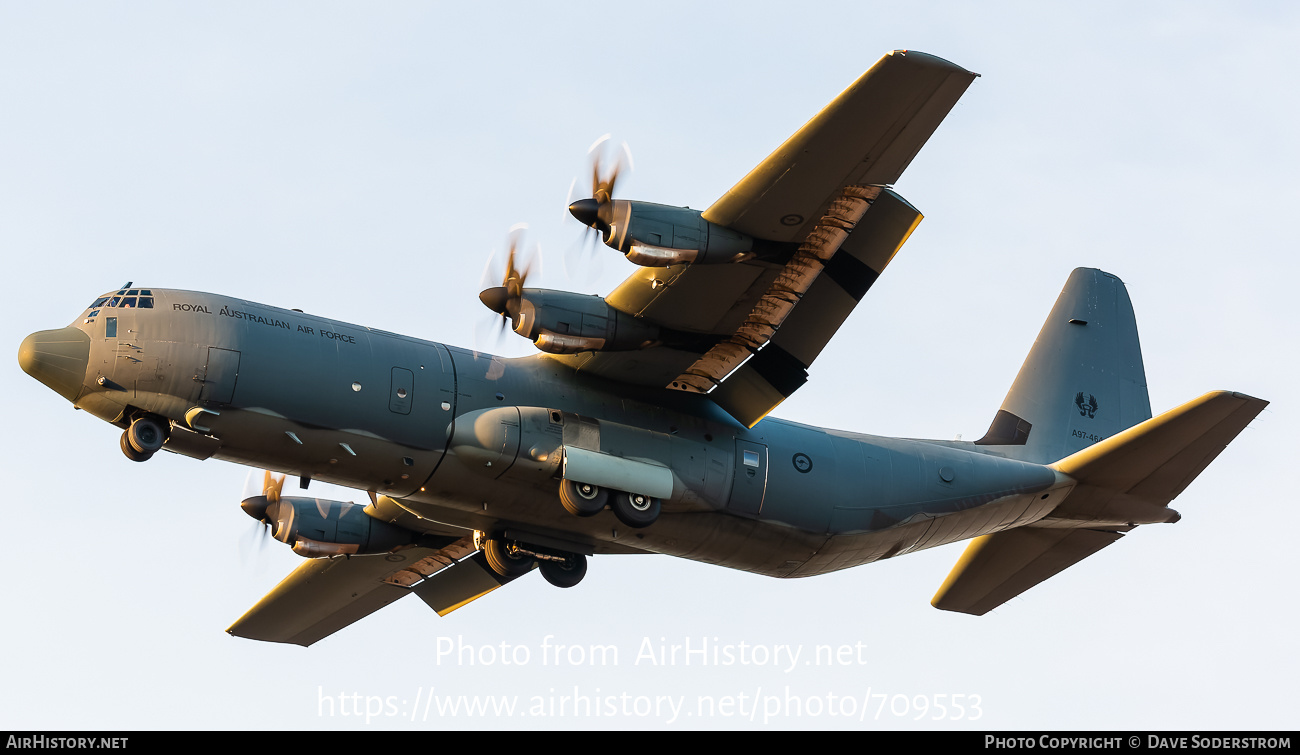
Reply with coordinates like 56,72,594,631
887,49,980,77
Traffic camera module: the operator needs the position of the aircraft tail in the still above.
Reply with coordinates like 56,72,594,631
973,268,1151,465
932,390,1267,615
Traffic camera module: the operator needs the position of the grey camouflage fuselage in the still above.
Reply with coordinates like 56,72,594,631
24,286,1065,577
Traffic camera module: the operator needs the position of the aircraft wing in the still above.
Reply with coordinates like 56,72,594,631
227,537,526,646
556,51,977,427
702,50,978,242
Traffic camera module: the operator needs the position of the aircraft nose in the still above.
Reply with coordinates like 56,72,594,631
18,327,92,401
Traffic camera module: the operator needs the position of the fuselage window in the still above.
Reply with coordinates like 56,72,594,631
105,317,117,338
743,450,760,467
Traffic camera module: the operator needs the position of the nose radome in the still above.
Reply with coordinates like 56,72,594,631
18,327,92,401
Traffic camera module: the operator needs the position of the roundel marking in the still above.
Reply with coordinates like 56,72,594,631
792,453,813,473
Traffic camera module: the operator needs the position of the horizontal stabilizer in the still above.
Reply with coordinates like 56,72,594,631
931,527,1124,615
1050,390,1267,508
227,537,471,646
412,550,528,616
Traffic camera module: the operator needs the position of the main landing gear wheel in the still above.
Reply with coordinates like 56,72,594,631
559,480,607,517
126,416,167,455
611,491,660,529
483,538,535,578
539,553,587,588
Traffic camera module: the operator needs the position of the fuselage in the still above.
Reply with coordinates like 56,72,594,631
20,287,1070,577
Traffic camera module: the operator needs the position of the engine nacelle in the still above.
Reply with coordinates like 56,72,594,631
512,289,661,354
268,497,413,556
603,201,755,266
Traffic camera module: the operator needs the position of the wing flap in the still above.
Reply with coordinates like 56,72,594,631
412,550,528,617
689,189,923,426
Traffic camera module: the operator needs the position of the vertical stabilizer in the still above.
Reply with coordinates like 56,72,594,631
975,268,1151,464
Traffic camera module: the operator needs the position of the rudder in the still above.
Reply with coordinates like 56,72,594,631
975,268,1151,464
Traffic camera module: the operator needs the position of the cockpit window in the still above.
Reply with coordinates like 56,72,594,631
89,290,154,310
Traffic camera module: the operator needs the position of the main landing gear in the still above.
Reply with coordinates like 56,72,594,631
482,536,588,588
120,415,167,462
559,480,660,528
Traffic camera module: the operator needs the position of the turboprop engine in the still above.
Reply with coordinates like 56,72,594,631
240,473,413,557
479,287,662,354
568,199,755,266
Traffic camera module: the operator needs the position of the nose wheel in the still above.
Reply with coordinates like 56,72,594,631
120,416,167,462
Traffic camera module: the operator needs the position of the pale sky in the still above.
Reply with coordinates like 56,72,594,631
2,1,1296,730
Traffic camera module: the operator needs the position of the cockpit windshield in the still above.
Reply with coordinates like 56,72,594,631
89,288,153,311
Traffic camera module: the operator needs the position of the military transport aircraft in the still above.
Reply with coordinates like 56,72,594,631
18,50,1266,646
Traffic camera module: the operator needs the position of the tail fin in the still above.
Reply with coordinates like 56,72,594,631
975,268,1151,464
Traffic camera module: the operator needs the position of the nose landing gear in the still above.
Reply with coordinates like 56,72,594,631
120,415,167,462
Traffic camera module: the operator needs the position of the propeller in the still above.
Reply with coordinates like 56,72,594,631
568,134,632,235
565,135,632,278
478,227,538,338
238,470,285,564
240,469,285,521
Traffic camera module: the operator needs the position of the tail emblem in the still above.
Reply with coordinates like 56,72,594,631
1074,392,1099,419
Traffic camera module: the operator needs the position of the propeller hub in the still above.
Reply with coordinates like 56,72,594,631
240,495,272,523
568,198,602,229
479,286,510,315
